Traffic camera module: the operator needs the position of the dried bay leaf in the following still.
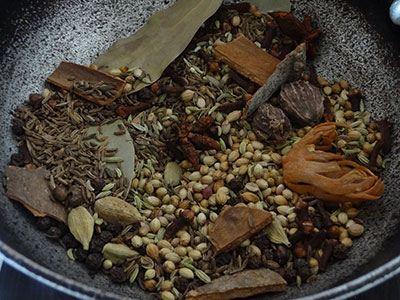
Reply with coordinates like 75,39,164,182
208,206,272,254
186,268,287,300
4,166,67,223
248,0,291,13
164,162,183,186
86,120,134,198
46,62,125,105
245,43,307,117
94,0,223,93
68,206,94,250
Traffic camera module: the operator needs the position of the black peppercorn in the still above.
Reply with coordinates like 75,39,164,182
174,277,191,293
283,268,297,284
9,153,25,167
85,253,103,270
61,233,80,249
105,223,122,236
293,258,312,280
227,177,244,193
91,178,105,194
74,248,88,262
248,256,263,269
46,226,63,239
36,217,54,231
67,185,83,207
99,231,113,243
252,234,270,252
89,236,107,253
11,119,25,136
110,266,127,283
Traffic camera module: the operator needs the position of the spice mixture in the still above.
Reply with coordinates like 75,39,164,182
4,2,392,300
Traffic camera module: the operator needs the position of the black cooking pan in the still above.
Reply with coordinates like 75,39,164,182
0,0,400,299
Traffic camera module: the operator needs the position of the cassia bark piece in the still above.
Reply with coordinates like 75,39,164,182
208,206,272,254
5,166,67,223
214,34,280,86
186,268,286,300
46,62,125,105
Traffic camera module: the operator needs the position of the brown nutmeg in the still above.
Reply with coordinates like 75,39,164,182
279,80,324,126
251,103,292,143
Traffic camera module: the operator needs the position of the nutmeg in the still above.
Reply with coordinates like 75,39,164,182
279,80,324,126
251,103,292,143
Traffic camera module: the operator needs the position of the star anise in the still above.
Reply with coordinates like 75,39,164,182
270,12,322,59
173,116,220,169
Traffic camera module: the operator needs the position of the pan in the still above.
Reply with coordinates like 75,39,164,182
0,0,399,299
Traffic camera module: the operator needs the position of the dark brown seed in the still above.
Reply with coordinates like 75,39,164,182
46,226,63,239
85,253,103,270
9,153,25,167
67,185,84,207
252,103,292,143
61,233,80,249
279,80,324,126
293,258,312,280
36,217,54,231
110,266,127,283
52,185,69,202
74,248,88,262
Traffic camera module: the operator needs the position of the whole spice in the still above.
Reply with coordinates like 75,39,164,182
46,62,125,105
186,268,287,300
251,103,292,143
283,123,384,203
102,243,140,264
270,12,322,58
115,103,152,119
67,206,94,250
208,206,272,254
279,80,325,126
165,209,194,239
94,196,144,225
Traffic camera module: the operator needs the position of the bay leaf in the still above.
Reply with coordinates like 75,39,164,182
94,0,223,93
248,0,291,13
86,120,134,198
4,166,67,223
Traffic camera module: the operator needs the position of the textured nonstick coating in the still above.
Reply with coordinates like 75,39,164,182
0,0,399,299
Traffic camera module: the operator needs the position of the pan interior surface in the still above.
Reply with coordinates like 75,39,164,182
0,0,399,299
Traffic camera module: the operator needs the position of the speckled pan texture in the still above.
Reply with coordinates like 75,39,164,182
0,0,399,299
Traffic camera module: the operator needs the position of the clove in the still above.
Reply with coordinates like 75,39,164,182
348,88,362,112
115,103,151,119
308,229,327,249
165,209,194,239
316,200,333,228
262,22,277,49
217,98,246,113
227,70,255,93
319,239,336,272
164,66,188,87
